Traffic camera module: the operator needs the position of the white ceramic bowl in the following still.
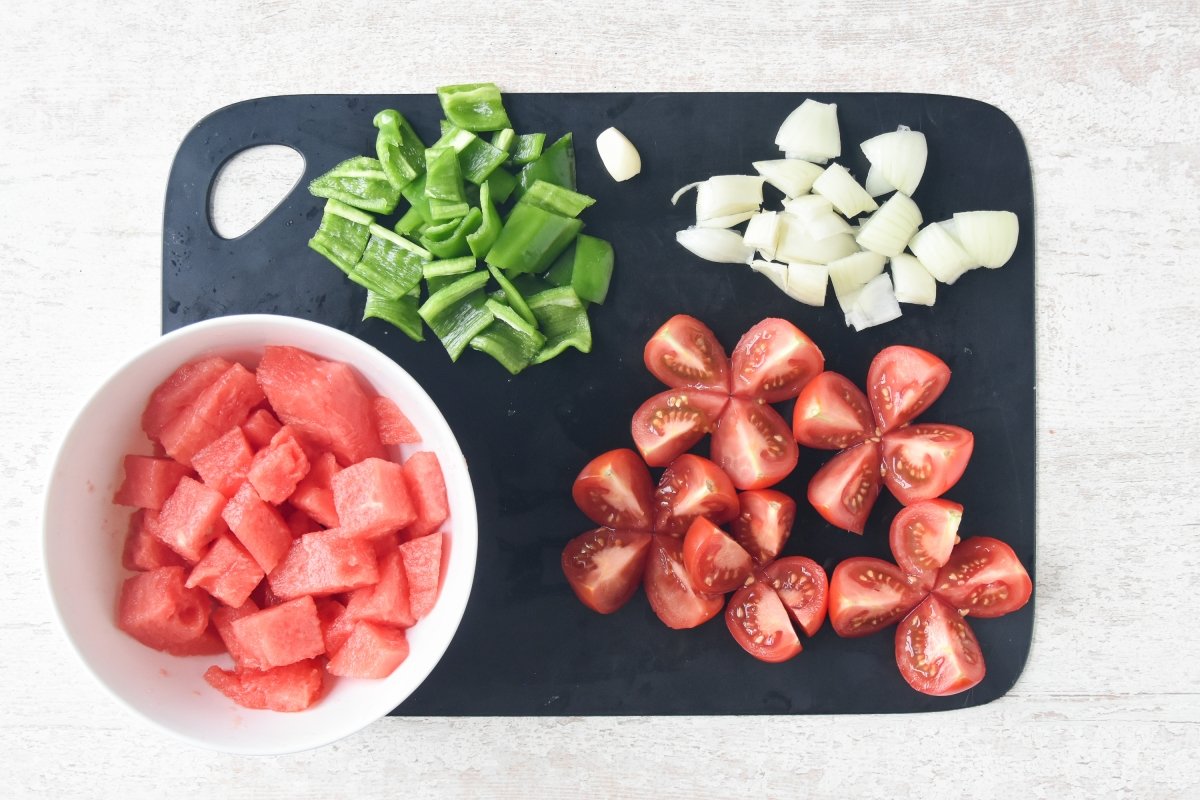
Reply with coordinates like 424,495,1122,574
43,314,478,754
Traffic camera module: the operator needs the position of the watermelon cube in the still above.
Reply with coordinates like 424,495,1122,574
152,476,227,563
212,599,260,667
222,482,293,574
284,507,321,536
122,510,185,572
267,530,379,600
256,346,384,467
204,659,324,712
344,546,414,628
327,621,410,679
228,595,325,669
116,566,212,652
315,598,354,655
246,425,310,504
401,451,449,540
191,427,255,497
241,408,282,450
332,457,415,539
160,362,265,465
113,455,191,510
141,355,233,442
185,534,264,608
288,451,340,528
373,396,421,445
165,624,227,657
399,532,444,620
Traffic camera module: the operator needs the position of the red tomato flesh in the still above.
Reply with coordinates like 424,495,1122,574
867,345,951,434
561,529,653,614
792,371,875,450
730,489,795,565
729,318,824,404
758,557,829,637
895,594,985,696
572,448,655,531
631,389,728,468
807,441,882,534
725,581,802,663
644,535,724,629
644,314,730,393
881,424,974,505
682,517,753,594
829,557,925,637
710,398,798,491
933,536,1032,618
889,499,963,591
652,454,739,536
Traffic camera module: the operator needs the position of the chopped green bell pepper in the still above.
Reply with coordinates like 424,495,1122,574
511,133,545,165
485,202,582,275
515,133,575,198
424,146,466,205
486,264,537,328
546,234,613,305
347,225,429,299
373,110,426,190
491,128,516,154
434,124,508,185
308,199,373,274
466,182,501,260
429,199,470,222
394,206,426,237
470,299,547,375
520,180,595,218
309,156,401,214
486,167,518,205
527,286,592,363
419,271,495,361
419,207,482,259
437,82,511,132
424,257,477,280
364,289,424,342
510,273,555,298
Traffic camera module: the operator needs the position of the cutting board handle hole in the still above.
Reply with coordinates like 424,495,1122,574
208,145,305,240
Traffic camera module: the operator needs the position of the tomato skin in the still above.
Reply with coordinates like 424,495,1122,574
829,557,926,637
725,581,802,663
757,557,828,637
933,536,1032,618
867,346,951,434
729,318,824,404
889,499,963,591
807,442,882,534
631,389,729,468
561,529,653,614
881,424,974,505
731,489,796,565
653,454,739,535
571,449,655,530
895,594,985,696
791,371,875,450
682,517,753,594
644,314,730,393
710,398,798,491
644,534,725,629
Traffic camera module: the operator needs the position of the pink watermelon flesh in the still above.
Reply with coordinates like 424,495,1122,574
165,624,226,657
373,396,421,445
344,546,414,628
267,530,379,600
113,455,191,510
246,425,310,504
400,451,449,540
141,356,233,442
228,595,325,669
152,476,227,563
117,566,212,651
288,451,340,528
256,346,384,467
122,510,186,572
285,507,321,536
315,598,353,655
222,482,293,574
211,599,260,667
204,659,324,712
327,621,410,679
399,532,444,620
185,534,265,608
332,457,416,539
241,408,282,450
159,363,265,465
191,427,255,497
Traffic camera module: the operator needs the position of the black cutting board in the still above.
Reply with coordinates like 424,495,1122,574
163,92,1034,715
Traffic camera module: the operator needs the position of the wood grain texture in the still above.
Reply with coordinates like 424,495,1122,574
2,0,1198,797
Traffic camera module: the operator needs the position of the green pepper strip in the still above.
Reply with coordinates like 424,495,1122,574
429,199,470,222
418,271,495,361
470,298,547,375
547,234,613,305
491,128,515,154
527,287,592,364
308,199,373,274
419,207,483,260
363,289,424,342
486,264,537,328
436,82,511,132
509,273,555,298
423,257,477,280
486,168,517,205
394,206,426,237
373,110,426,190
401,174,433,224
347,224,429,299
520,180,596,218
424,146,466,204
308,156,401,214
515,133,575,199
485,202,582,275
511,133,546,166
466,182,501,260
435,124,508,185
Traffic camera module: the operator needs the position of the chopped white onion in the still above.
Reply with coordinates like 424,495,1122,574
860,127,928,197
952,211,1019,268
671,182,702,205
855,192,922,257
776,214,860,265
743,212,782,260
890,253,937,306
774,99,841,163
751,260,829,306
782,193,832,220
696,211,757,229
845,273,903,331
812,163,878,218
908,221,978,284
864,164,893,197
595,127,641,182
827,251,887,311
676,227,755,264
751,259,790,292
804,208,853,241
752,159,825,198
695,175,764,222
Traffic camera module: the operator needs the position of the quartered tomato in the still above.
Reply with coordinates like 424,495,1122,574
644,314,730,393
807,442,882,535
572,449,655,530
881,424,974,505
889,499,963,590
731,489,795,565
828,557,925,637
653,454,739,535
867,345,951,433
644,534,725,629
561,529,653,614
682,517,753,594
792,372,875,450
710,398,798,490
631,389,729,468
730,318,824,404
933,536,1032,618
895,594,985,696
725,581,802,663
758,557,828,637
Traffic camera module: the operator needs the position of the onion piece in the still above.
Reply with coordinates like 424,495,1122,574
783,261,830,306
696,211,757,229
695,175,764,222
864,164,894,197
782,194,833,220
776,214,860,265
743,212,782,260
812,163,878,218
890,253,937,306
827,251,887,311
752,159,825,198
908,221,978,284
860,127,927,196
805,209,853,241
676,227,755,264
595,127,641,182
671,182,702,206
855,192,922,257
952,211,1019,268
845,273,903,331
774,99,841,163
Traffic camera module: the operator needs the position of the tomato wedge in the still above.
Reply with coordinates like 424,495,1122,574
880,424,974,505
644,314,730,393
791,371,875,450
730,318,824,404
710,398,798,490
867,346,951,434
644,534,725,629
561,529,653,614
571,448,655,530
731,489,795,565
889,499,963,591
631,389,728,468
828,557,925,637
933,536,1032,618
895,594,985,696
653,454,739,535
758,557,828,637
682,517,753,594
725,581,802,663
807,441,882,534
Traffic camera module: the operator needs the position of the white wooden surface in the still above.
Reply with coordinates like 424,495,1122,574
3,1,1198,796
